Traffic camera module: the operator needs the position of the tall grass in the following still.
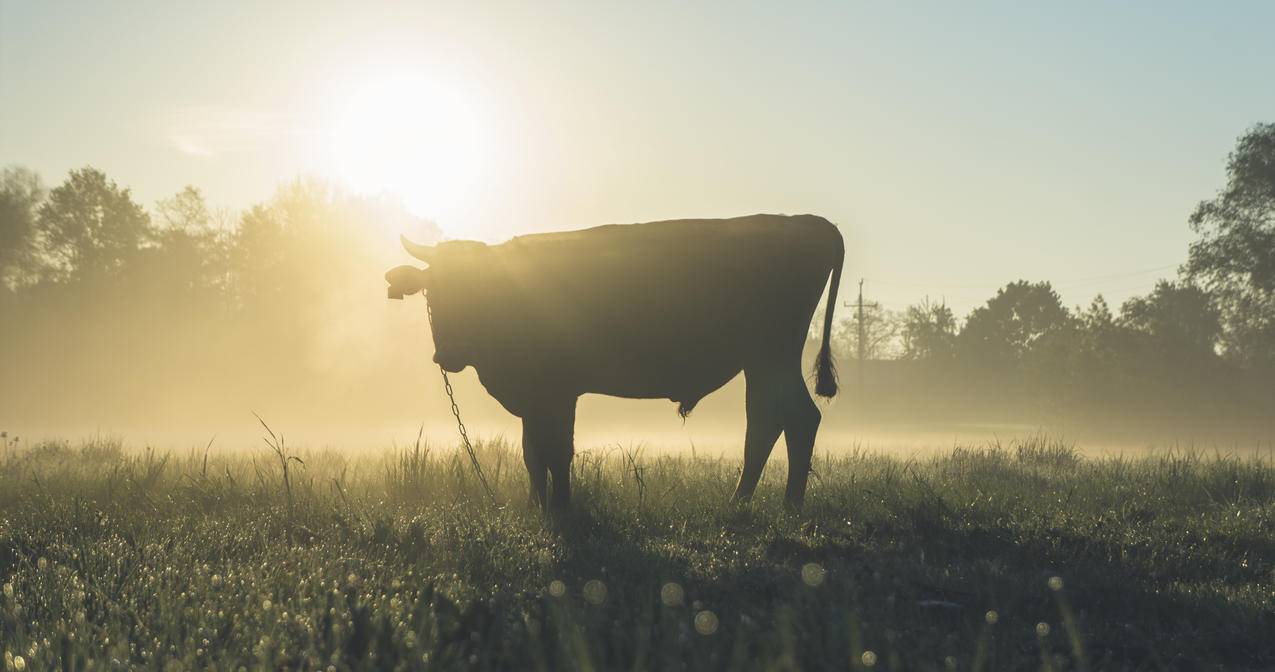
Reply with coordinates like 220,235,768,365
0,435,1271,669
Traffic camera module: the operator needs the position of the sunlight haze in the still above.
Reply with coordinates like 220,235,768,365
5,2,1274,314
3,5,1274,666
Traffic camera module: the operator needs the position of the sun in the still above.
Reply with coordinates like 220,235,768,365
326,72,490,220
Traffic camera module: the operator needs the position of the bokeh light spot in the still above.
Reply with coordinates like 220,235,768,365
801,562,826,587
660,582,685,607
694,610,719,635
583,579,608,605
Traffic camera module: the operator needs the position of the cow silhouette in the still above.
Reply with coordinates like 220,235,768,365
387,214,844,510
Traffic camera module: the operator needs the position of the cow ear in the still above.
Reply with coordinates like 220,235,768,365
401,235,435,263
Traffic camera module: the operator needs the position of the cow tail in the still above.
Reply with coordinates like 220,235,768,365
814,230,844,398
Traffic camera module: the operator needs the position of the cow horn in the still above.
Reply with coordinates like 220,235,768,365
401,235,436,263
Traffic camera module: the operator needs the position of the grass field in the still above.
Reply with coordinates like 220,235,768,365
1,434,1272,670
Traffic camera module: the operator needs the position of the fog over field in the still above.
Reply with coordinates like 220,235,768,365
5,3,1275,669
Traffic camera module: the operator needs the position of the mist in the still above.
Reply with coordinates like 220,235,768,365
3,157,1274,457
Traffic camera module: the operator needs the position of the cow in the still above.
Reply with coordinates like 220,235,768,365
386,214,844,510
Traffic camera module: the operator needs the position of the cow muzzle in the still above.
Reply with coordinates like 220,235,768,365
385,265,429,300
433,351,468,373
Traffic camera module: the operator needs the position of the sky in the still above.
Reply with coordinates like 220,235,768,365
3,0,1273,316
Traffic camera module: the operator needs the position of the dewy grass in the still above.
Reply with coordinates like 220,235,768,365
0,435,1272,669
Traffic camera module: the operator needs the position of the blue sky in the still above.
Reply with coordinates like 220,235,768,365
2,1,1272,315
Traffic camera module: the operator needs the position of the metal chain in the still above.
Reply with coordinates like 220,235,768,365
424,296,497,504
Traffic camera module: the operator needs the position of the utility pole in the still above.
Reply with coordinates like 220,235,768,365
846,278,879,394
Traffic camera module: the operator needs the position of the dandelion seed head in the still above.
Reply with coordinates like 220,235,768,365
861,650,877,667
985,610,999,624
1048,576,1064,591
1036,622,1050,636
548,580,566,598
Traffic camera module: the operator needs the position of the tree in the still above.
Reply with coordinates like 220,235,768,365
0,166,45,290
37,167,151,281
1186,123,1275,368
1073,295,1127,377
229,203,288,309
900,297,957,360
156,185,213,233
1119,280,1221,359
151,186,228,294
1070,295,1129,399
835,304,901,360
958,280,1072,365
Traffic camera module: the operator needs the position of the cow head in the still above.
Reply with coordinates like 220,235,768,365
390,236,492,373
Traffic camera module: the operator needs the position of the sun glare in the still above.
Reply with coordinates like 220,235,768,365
327,72,490,220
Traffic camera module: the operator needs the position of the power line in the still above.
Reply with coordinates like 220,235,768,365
864,262,1180,294
1052,264,1181,289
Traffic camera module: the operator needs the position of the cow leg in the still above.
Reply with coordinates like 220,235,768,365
521,397,577,512
731,367,786,503
782,371,821,510
521,423,548,508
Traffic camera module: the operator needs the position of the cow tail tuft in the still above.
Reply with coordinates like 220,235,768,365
814,228,844,398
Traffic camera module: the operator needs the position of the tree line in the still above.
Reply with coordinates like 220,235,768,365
821,124,1274,433
0,167,440,428
1,124,1272,434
